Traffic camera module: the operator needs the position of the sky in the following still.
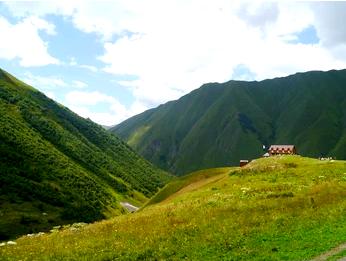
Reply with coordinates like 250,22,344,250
1,1,346,126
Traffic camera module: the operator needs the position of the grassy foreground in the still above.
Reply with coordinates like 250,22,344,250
1,156,346,260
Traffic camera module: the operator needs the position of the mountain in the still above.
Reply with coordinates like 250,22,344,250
2,156,346,260
112,69,346,175
0,68,170,240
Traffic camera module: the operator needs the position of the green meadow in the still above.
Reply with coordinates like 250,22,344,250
1,156,346,260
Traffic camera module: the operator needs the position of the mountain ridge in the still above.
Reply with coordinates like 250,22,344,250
113,69,346,175
0,68,170,240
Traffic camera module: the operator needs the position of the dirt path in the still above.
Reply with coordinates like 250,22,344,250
120,202,139,213
310,243,346,261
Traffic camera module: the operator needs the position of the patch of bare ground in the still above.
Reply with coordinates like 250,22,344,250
310,243,346,261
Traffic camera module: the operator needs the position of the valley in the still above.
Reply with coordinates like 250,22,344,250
1,2,346,260
1,156,346,260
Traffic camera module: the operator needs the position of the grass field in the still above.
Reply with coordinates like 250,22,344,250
1,155,346,260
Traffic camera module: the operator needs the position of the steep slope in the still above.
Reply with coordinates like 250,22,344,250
113,69,346,175
0,68,170,240
1,156,346,260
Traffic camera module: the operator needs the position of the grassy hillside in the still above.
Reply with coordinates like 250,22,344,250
113,69,346,175
1,156,346,260
143,167,232,207
0,68,170,240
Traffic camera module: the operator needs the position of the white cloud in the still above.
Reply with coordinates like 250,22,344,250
28,15,56,35
98,1,346,108
0,15,59,66
68,57,78,66
310,2,346,47
23,72,89,94
68,57,98,72
20,72,68,102
4,0,76,19
65,91,116,106
23,72,67,89
4,1,346,123
45,91,56,100
67,105,119,126
4,0,133,40
79,64,98,72
65,90,140,125
72,80,88,89
237,2,279,30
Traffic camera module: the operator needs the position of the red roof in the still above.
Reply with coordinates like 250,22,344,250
269,145,295,150
268,145,296,154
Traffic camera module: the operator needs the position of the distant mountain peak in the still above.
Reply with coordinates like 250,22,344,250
112,69,346,175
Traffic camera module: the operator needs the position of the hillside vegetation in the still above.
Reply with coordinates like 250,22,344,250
1,156,346,260
113,69,346,175
0,68,170,240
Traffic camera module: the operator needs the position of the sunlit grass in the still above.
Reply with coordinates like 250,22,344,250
1,156,346,260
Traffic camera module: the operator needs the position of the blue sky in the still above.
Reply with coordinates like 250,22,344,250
0,10,136,124
0,1,346,125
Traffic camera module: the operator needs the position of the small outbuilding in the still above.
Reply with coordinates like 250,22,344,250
240,160,249,167
268,145,297,156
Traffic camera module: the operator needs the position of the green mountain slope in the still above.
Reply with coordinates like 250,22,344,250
0,68,170,240
1,156,346,260
113,69,346,175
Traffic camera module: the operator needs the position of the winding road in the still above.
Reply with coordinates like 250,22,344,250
311,242,346,261
120,202,139,213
